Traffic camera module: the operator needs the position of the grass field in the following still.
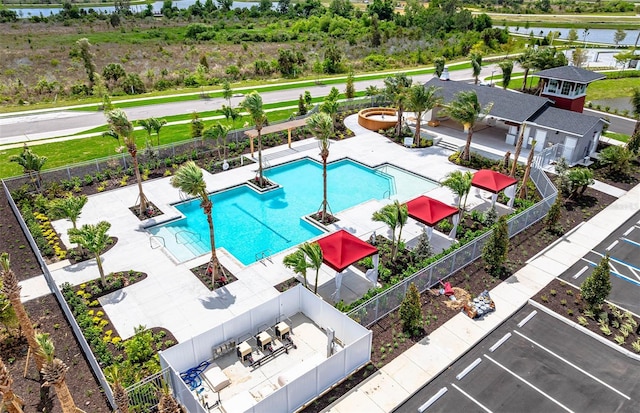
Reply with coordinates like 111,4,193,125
496,76,640,101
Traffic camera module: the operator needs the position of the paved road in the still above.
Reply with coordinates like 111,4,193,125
394,304,640,413
558,210,640,316
0,65,498,144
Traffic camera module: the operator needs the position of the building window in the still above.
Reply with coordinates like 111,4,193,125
547,79,558,94
574,84,586,96
561,81,572,95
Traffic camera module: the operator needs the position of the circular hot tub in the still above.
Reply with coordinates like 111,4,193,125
357,107,399,131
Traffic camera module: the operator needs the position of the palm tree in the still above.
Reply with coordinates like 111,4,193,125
106,108,148,215
9,144,47,192
68,221,112,287
36,333,86,413
222,79,233,107
443,90,492,161
365,85,380,106
384,74,412,138
203,123,230,160
150,118,167,147
104,365,129,413
499,59,514,90
307,112,333,224
283,249,310,288
137,118,154,147
320,87,340,127
170,161,220,284
470,52,482,85
157,381,182,413
0,357,25,413
299,242,323,294
241,91,268,186
372,201,407,260
442,170,473,212
0,253,46,372
102,129,120,146
407,85,442,145
517,48,536,91
48,195,88,230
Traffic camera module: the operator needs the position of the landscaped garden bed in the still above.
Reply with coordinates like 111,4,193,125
190,262,238,290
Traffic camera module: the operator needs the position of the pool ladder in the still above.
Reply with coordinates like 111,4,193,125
255,249,273,264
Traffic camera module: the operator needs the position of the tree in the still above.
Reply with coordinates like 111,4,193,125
36,333,86,413
545,195,563,235
567,28,578,46
203,123,230,159
75,38,96,87
631,87,640,116
157,380,182,413
190,111,204,140
48,195,87,230
370,13,381,47
443,90,492,161
104,365,130,413
322,43,342,74
516,48,536,91
614,50,635,70
283,249,310,288
217,0,232,11
241,91,268,186
0,357,24,413
307,112,333,224
613,28,626,47
482,215,509,276
626,129,640,155
320,87,340,127
581,254,612,308
567,167,594,197
470,52,482,85
277,0,291,14
259,0,272,13
150,118,167,147
171,161,221,284
411,228,433,263
299,242,323,294
442,170,473,212
399,283,423,336
384,73,412,138
367,0,394,20
365,85,380,106
137,118,154,148
498,59,513,90
571,48,588,68
68,222,112,286
9,144,47,192
372,200,408,260
345,71,355,100
407,84,442,145
599,145,633,175
434,57,446,78
0,254,46,372
297,94,307,115
106,109,148,215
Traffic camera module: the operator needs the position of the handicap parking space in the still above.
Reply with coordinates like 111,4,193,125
558,211,640,316
393,304,640,413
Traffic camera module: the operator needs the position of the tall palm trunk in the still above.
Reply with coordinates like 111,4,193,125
94,253,106,287
518,140,537,199
257,129,264,186
521,68,530,91
396,105,404,138
414,110,422,144
52,379,84,413
321,153,328,223
204,201,219,283
0,357,24,413
510,124,526,177
463,128,473,161
130,152,148,216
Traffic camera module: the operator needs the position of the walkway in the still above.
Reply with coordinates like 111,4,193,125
325,179,640,413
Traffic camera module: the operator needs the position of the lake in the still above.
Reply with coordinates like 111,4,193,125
499,26,640,46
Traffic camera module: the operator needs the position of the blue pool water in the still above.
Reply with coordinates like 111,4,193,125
149,158,438,265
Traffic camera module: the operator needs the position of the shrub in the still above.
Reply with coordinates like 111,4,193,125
399,283,423,336
581,254,612,308
599,145,633,175
482,215,509,276
567,167,594,197
544,195,563,234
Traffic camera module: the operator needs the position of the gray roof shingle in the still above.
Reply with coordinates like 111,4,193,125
424,77,551,123
534,66,605,83
529,106,603,136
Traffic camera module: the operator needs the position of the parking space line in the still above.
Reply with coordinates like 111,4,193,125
606,240,619,251
489,333,512,352
572,266,589,279
417,387,448,413
484,354,575,413
608,256,640,281
517,310,537,328
623,227,634,236
622,237,640,248
513,330,631,401
450,383,493,413
582,257,640,287
456,358,482,380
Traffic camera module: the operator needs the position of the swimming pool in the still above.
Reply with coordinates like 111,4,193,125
148,158,438,265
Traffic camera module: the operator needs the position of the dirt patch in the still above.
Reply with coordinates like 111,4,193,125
590,159,640,191
274,277,300,293
190,262,237,291
128,201,164,221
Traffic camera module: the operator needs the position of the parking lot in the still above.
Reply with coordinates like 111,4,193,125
394,304,640,413
558,211,640,316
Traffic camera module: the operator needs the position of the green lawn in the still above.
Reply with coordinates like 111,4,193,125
497,76,640,101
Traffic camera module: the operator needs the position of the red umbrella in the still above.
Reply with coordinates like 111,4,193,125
317,230,378,273
471,170,517,193
406,196,458,227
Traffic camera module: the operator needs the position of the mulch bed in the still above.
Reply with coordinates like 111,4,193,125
128,201,164,221
590,159,640,191
190,262,238,291
274,277,301,293
301,186,616,413
0,189,42,281
533,279,640,354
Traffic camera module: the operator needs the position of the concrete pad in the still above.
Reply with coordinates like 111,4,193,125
527,254,570,277
542,240,591,265
358,370,410,412
399,342,453,377
423,327,477,360
328,388,386,413
19,276,50,302
488,282,530,309
382,354,434,394
560,229,603,251
439,313,489,346
504,267,555,297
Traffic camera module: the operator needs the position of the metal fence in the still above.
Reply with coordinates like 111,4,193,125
347,148,559,327
1,180,116,409
124,368,171,411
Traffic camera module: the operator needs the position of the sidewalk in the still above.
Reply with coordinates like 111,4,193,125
326,182,640,413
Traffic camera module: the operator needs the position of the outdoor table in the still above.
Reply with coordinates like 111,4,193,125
256,331,272,350
237,341,252,361
275,322,290,339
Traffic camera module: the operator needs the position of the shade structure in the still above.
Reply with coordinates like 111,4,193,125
471,170,518,193
406,196,459,227
317,230,378,272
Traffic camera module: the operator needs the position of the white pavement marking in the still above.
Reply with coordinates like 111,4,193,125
581,257,598,266
456,358,483,381
622,237,640,248
572,266,589,279
484,354,575,413
450,383,493,413
608,256,640,281
512,330,631,400
489,333,512,352
418,387,448,413
517,310,537,328
623,227,634,236
606,240,619,251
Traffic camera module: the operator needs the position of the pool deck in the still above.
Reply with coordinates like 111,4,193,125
21,113,513,342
